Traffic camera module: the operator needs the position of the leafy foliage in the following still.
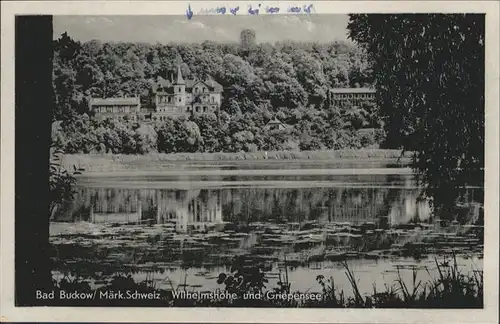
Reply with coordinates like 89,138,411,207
347,14,485,215
52,111,385,154
52,33,384,153
217,256,268,297
49,145,85,219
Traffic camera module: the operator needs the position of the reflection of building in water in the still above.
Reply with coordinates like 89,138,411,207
156,190,222,232
88,188,143,224
87,189,222,230
90,201,142,224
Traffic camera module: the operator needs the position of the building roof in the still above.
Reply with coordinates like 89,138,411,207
155,77,223,93
330,88,376,93
176,65,185,85
90,97,140,106
267,117,284,125
265,118,287,130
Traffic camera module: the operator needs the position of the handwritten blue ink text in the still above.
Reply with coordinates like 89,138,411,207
248,4,261,15
230,6,240,15
303,4,314,14
266,6,280,14
186,4,193,20
186,3,314,19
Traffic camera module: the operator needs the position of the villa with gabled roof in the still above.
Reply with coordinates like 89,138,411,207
150,65,223,121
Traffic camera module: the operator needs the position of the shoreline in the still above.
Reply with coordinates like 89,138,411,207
61,149,413,172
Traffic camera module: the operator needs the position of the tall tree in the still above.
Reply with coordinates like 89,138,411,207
240,29,257,50
347,14,485,216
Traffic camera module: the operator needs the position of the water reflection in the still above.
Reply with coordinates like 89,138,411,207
57,175,441,230
50,172,483,293
85,190,223,232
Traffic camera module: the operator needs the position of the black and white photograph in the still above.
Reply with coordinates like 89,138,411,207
1,1,499,322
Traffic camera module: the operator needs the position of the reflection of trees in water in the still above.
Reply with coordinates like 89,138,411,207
219,187,410,225
59,185,425,225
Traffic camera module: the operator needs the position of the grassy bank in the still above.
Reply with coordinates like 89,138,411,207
61,149,413,172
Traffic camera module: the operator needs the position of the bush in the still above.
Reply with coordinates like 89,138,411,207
53,114,387,155
358,128,386,148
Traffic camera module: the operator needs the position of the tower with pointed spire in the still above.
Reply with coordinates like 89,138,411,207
174,59,186,107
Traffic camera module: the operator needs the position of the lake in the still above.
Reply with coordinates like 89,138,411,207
49,161,484,296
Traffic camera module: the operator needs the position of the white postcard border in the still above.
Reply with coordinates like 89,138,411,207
1,1,499,323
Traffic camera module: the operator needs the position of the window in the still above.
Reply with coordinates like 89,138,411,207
203,88,207,93
195,87,198,94
178,98,181,103
195,106,200,112
211,96,215,103
203,106,207,112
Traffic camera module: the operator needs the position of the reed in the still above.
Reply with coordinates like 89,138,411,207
51,254,482,308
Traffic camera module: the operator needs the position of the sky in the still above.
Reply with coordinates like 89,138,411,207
53,14,351,44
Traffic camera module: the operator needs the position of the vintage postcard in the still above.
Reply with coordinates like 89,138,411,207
1,1,499,323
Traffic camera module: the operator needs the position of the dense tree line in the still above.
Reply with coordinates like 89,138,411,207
52,32,384,153
347,14,485,214
52,110,384,154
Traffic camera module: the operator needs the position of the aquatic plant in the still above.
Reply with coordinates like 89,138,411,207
216,255,268,296
317,256,483,308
